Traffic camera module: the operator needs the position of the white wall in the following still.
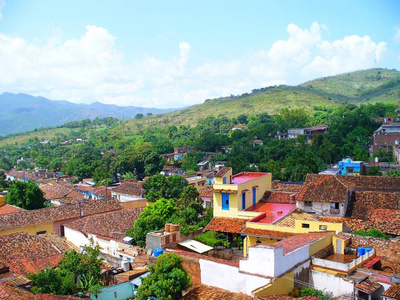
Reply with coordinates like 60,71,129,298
200,259,270,296
64,226,90,249
310,270,353,297
240,244,309,278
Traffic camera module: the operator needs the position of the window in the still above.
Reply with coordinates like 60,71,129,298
305,201,312,206
319,225,327,230
223,177,227,184
331,202,340,209
222,193,230,210
302,223,310,228
347,167,354,174
36,230,46,235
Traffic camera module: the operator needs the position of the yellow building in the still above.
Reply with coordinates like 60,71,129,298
213,167,272,219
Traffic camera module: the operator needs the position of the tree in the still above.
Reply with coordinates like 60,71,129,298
0,171,9,189
176,185,204,225
143,174,188,202
135,113,144,119
6,180,48,210
29,245,103,295
366,166,382,176
126,198,177,247
136,253,191,300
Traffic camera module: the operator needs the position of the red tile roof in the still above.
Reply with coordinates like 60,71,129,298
349,191,399,220
215,167,232,178
355,278,382,294
368,209,400,235
205,217,246,234
0,282,39,300
271,231,333,255
65,208,143,240
240,227,297,239
0,204,24,215
40,183,73,200
112,180,145,195
272,180,303,193
382,283,400,299
182,283,255,299
317,216,367,231
0,199,122,231
6,170,39,182
0,232,63,276
262,191,297,204
297,175,352,203
199,186,213,197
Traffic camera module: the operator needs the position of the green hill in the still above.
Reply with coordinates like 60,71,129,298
1,68,399,147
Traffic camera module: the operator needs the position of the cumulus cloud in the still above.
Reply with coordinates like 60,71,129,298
0,22,389,108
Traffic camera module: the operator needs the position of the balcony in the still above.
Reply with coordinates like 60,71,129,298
330,208,340,215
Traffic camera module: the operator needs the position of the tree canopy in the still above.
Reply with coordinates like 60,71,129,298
6,180,48,209
136,253,191,300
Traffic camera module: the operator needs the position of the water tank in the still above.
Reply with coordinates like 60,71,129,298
154,248,164,257
121,260,130,271
357,247,365,256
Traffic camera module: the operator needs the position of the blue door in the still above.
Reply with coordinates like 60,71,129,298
222,193,229,210
242,192,246,210
253,188,256,205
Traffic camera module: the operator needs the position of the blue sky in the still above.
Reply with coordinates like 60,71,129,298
0,0,399,108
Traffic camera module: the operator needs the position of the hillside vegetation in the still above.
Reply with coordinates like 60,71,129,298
0,68,399,147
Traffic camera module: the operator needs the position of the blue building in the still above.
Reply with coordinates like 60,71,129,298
338,158,364,176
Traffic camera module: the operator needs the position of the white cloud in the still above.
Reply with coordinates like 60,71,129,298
0,22,389,108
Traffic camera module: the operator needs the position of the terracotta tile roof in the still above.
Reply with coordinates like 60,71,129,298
355,278,382,294
41,233,73,253
65,208,143,240
6,170,39,182
271,231,333,255
205,217,246,234
262,191,296,204
297,175,351,203
0,199,122,231
198,186,213,197
317,216,367,231
113,180,145,195
368,209,400,235
272,180,303,192
240,227,297,239
274,209,318,228
0,204,24,215
6,275,32,287
215,167,232,178
0,282,39,300
93,186,112,197
349,191,399,220
0,232,63,276
382,283,400,299
40,183,73,200
182,283,255,299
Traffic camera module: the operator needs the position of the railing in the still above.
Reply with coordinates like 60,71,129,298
330,208,340,215
312,249,375,272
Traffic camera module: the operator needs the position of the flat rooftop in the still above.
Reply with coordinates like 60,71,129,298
245,202,296,224
231,172,269,184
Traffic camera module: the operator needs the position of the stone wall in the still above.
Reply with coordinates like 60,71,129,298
345,233,400,273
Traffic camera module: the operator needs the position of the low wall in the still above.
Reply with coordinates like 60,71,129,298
347,234,400,273
309,269,353,297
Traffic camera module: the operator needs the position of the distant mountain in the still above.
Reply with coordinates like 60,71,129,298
0,93,178,136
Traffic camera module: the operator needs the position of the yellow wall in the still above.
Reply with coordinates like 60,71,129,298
0,195,5,207
120,199,148,209
244,236,279,257
0,223,54,236
309,233,334,256
213,173,272,218
214,169,233,184
246,220,342,234
332,236,346,254
254,271,294,297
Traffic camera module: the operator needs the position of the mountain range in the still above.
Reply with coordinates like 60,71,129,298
0,93,178,136
1,68,400,137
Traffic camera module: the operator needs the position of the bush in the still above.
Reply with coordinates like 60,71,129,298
352,228,389,239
